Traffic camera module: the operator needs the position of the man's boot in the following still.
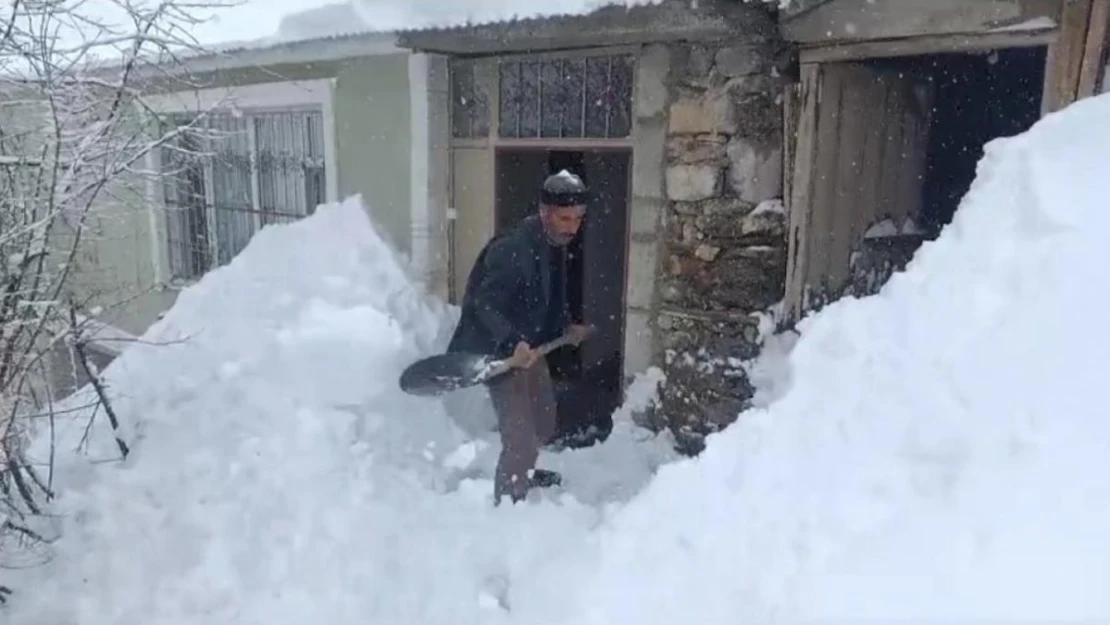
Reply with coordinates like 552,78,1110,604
529,469,562,489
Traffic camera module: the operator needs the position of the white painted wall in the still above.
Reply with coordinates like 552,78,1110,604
407,52,452,300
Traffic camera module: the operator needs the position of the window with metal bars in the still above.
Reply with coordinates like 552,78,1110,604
496,54,635,139
159,109,326,281
450,60,490,138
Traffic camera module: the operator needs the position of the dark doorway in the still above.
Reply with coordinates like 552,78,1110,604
784,46,1046,322
494,147,631,447
896,46,1046,234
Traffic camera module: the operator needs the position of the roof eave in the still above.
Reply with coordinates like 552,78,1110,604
86,31,403,82
396,0,778,55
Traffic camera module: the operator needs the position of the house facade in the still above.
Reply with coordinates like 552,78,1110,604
399,1,789,451
69,32,451,346
55,0,1110,443
399,0,1110,452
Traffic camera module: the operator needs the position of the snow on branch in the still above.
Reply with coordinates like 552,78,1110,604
0,0,247,594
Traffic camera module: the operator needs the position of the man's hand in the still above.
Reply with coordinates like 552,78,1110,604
566,324,595,346
508,341,539,369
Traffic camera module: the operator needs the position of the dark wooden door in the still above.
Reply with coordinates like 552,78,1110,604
785,61,935,320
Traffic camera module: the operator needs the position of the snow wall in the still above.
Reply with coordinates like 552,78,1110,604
4,93,1110,624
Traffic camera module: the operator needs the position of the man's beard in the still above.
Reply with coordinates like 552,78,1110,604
546,232,573,246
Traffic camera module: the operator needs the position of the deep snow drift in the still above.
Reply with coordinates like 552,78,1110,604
511,93,1110,624
1,194,676,624
6,92,1110,624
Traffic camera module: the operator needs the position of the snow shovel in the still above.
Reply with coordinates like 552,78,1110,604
399,333,579,397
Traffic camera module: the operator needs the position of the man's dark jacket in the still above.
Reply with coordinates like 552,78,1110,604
447,215,570,358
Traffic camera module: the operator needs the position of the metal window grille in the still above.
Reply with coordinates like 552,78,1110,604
159,109,326,281
496,54,635,139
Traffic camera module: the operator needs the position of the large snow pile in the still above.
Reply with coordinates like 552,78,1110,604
510,93,1110,624
6,88,1110,624
1,194,676,624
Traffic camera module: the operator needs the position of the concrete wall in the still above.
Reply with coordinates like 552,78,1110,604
49,105,173,339
406,53,452,300
333,54,413,253
65,169,174,338
68,50,438,339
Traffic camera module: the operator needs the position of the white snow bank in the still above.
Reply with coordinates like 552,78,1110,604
11,88,1108,625
513,93,1110,624
2,194,676,624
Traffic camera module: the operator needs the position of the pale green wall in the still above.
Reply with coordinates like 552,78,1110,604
71,51,415,338
28,103,179,340
67,175,177,338
333,55,412,256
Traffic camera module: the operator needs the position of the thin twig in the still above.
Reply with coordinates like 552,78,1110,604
70,305,128,459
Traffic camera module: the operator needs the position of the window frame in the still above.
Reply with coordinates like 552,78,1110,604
140,78,338,286
449,49,638,143
496,53,635,140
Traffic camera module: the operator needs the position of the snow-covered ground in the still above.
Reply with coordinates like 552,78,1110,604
4,91,1110,623
533,92,1110,623
1,191,677,623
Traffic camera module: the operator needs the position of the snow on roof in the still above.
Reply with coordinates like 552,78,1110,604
8,87,1110,624
176,0,665,55
351,0,662,33
39,0,796,74
189,0,790,55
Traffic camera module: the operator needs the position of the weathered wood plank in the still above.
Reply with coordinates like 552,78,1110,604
783,0,1061,44
1043,0,1094,113
783,82,800,214
799,30,1056,64
806,64,844,291
851,73,890,241
826,65,868,290
784,61,935,319
783,63,821,321
1077,0,1110,96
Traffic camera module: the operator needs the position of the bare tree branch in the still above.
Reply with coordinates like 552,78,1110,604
68,305,128,459
0,0,245,598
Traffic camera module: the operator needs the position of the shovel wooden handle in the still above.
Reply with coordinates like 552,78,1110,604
536,333,577,355
482,330,588,381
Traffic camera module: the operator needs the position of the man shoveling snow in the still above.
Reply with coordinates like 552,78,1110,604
445,170,595,504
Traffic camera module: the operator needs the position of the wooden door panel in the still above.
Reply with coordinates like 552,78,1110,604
784,61,935,320
449,147,494,304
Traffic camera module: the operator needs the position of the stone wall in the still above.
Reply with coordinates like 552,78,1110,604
632,33,791,454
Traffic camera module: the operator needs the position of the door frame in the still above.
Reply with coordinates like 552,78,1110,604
489,145,635,383
784,60,938,321
446,50,636,303
784,33,1064,323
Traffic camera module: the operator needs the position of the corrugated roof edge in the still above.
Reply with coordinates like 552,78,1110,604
160,1,664,72
392,0,666,37
173,29,400,63
395,0,781,54
177,0,660,62
100,28,402,81
121,0,784,76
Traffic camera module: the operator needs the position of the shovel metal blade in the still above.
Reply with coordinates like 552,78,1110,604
398,351,503,397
